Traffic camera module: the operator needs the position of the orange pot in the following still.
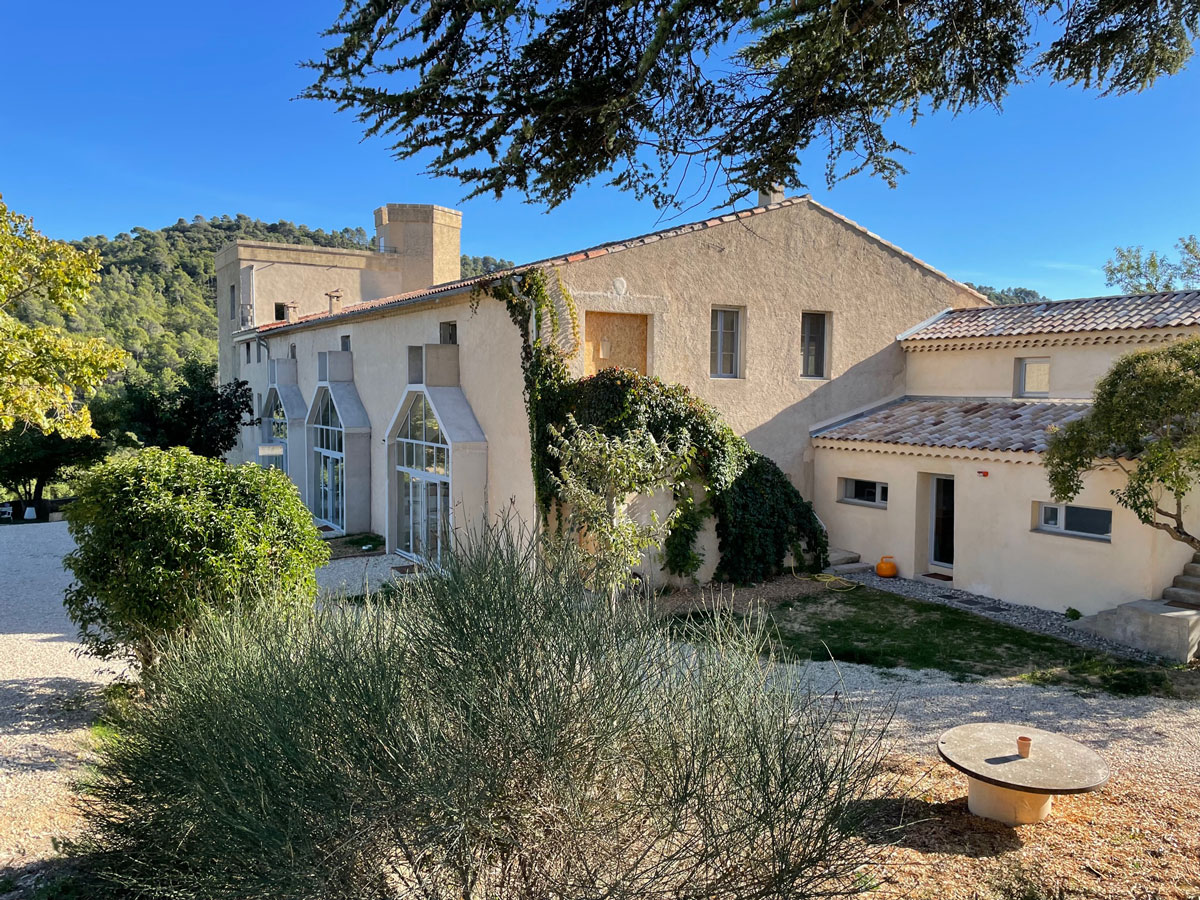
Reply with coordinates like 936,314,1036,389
875,555,898,577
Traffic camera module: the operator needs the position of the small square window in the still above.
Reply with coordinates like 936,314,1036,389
274,303,287,321
801,312,828,378
1017,358,1051,398
1041,505,1059,528
440,321,458,345
710,308,740,378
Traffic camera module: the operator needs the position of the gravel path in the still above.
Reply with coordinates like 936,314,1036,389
316,553,402,598
0,522,118,882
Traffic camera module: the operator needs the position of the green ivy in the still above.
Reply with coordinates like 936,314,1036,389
480,272,829,581
662,491,707,578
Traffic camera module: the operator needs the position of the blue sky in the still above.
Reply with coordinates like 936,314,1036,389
2,1,1197,299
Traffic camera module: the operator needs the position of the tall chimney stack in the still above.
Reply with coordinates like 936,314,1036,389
757,185,786,207
374,204,463,292
326,288,344,315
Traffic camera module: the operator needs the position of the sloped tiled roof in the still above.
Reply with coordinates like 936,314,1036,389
253,196,981,335
903,291,1200,342
813,397,1091,454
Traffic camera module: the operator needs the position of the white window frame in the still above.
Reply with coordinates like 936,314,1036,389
839,477,888,508
310,393,345,532
1016,357,1051,398
1035,501,1112,542
710,307,741,379
263,395,288,474
394,392,452,566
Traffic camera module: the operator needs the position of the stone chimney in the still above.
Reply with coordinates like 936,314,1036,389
757,185,786,207
326,288,344,315
374,204,463,291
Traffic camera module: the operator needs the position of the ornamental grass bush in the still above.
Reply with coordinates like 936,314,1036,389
75,526,890,900
63,446,328,669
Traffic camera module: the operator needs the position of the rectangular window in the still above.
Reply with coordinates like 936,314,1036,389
710,308,740,378
1017,357,1051,398
840,478,888,508
244,342,251,364
229,285,236,320
340,335,351,352
289,343,296,359
256,342,262,363
440,321,458,345
274,303,287,321
1036,501,1111,540
801,312,828,378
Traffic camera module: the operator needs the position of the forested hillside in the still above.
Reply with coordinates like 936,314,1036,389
15,215,516,383
15,215,371,380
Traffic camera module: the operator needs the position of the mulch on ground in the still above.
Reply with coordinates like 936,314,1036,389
864,754,1200,899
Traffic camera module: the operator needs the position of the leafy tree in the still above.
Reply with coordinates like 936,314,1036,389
0,197,127,436
0,426,106,518
965,283,1052,306
1104,235,1200,292
93,359,256,458
63,447,329,670
1045,338,1200,551
461,254,515,278
548,415,691,594
304,0,1199,208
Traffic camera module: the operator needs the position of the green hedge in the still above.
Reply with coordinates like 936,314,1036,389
63,447,328,669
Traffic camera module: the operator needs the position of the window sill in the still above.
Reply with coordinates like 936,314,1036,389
709,374,742,380
838,498,887,510
1031,528,1111,544
1016,393,1050,400
799,374,830,381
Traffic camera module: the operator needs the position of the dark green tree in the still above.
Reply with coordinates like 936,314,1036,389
0,426,105,519
461,254,515,278
965,283,1053,306
1104,236,1200,292
304,0,1199,208
94,359,256,459
1045,337,1200,551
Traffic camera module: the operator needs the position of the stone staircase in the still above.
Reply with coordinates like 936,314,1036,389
1071,552,1200,662
823,548,872,575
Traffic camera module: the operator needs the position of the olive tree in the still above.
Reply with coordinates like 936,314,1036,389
1045,337,1200,550
63,447,329,670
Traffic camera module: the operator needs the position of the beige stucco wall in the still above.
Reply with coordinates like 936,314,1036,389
903,329,1200,399
259,294,535,544
557,200,986,497
813,444,1196,615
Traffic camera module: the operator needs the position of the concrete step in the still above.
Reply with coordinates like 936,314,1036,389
1183,563,1200,578
1162,586,1200,606
826,548,861,567
1193,551,1200,565
1173,574,1200,592
1072,599,1200,662
826,562,874,575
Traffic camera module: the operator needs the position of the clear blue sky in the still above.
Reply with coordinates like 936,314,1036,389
3,1,1197,299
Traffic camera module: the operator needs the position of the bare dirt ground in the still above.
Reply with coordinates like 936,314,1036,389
0,523,118,890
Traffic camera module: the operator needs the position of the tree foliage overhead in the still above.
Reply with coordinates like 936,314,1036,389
304,0,1199,208
0,426,106,517
1045,337,1200,551
0,198,127,436
1104,235,1200,293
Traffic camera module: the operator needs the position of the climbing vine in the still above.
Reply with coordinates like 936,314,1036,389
477,268,828,583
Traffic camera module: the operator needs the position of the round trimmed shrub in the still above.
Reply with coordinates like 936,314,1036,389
63,446,328,668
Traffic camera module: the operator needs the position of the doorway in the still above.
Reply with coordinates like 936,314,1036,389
930,476,955,568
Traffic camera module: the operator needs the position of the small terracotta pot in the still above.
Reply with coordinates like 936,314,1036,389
1017,736,1032,758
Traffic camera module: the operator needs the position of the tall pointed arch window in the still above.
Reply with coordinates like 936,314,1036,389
311,391,345,530
262,394,289,473
395,392,451,563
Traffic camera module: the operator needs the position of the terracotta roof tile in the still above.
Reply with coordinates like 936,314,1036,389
813,397,1090,454
904,291,1200,342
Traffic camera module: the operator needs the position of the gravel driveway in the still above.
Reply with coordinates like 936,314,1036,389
0,522,118,882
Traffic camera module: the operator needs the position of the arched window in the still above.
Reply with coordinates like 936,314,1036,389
311,391,345,530
395,392,450,563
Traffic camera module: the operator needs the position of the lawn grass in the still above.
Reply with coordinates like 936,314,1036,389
671,583,1189,698
323,531,386,559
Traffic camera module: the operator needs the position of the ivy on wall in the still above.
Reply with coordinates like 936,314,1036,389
477,269,829,583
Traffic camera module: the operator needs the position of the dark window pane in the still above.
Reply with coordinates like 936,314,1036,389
1065,506,1111,537
801,312,826,377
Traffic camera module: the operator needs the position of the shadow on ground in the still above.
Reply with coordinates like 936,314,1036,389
853,795,1023,856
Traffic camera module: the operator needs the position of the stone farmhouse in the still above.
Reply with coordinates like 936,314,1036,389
217,195,1200,661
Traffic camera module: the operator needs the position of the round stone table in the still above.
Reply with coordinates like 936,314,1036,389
937,723,1109,825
